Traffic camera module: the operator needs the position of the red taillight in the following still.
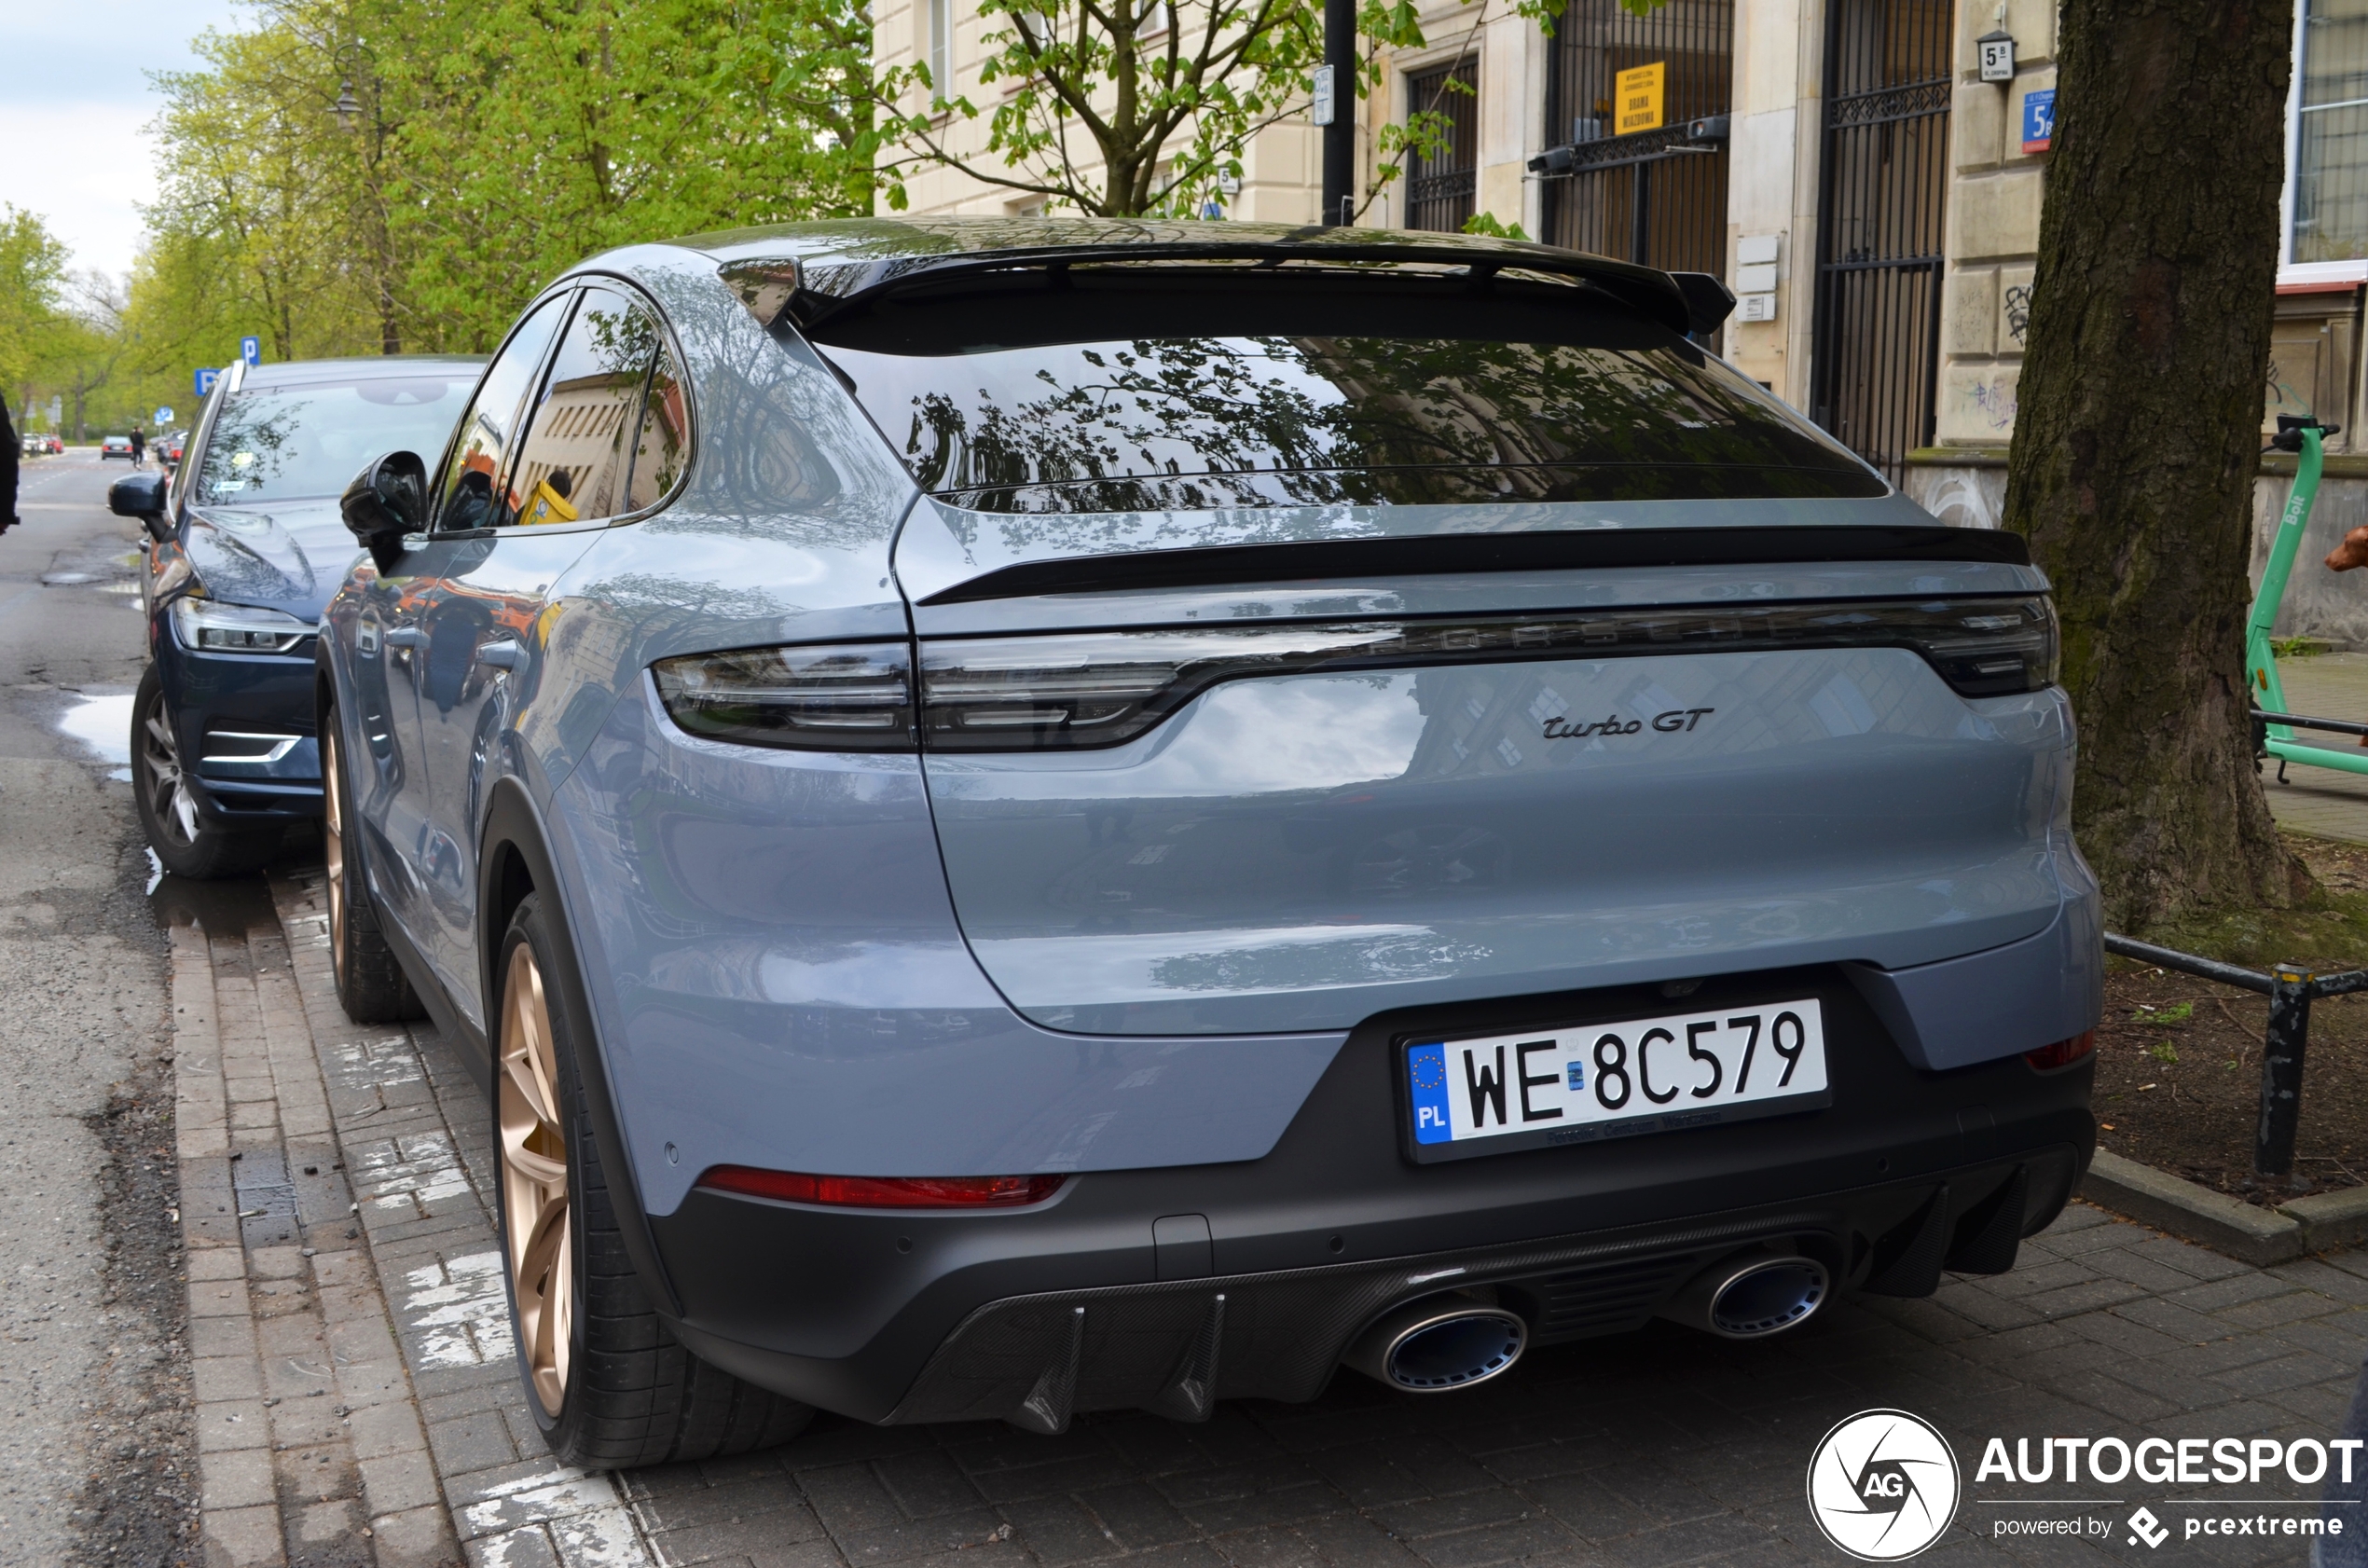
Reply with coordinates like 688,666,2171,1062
2024,1030,2097,1071
695,1166,1065,1208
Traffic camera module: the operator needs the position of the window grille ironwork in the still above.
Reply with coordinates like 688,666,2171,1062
1405,61,1480,232
1809,0,1952,486
1538,0,1732,274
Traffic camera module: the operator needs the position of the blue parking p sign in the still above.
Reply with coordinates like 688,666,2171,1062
240,335,261,367
194,367,220,398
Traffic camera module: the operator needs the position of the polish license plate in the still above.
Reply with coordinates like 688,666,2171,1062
1403,999,1832,1163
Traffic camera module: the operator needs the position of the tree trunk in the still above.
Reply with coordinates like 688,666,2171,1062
2003,0,2303,931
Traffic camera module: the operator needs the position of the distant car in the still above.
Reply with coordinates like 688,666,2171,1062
102,434,133,460
159,430,186,471
47,434,64,454
18,433,39,457
106,353,485,877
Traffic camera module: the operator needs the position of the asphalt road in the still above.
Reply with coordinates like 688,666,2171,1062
0,449,193,1565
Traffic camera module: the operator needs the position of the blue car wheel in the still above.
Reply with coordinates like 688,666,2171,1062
132,663,280,880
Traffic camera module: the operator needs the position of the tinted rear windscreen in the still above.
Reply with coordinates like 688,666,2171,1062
804,270,1884,512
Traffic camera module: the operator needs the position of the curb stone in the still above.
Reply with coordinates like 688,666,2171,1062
2079,1147,2368,1263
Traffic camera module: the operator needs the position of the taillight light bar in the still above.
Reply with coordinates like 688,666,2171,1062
695,1166,1065,1208
650,596,2058,754
2024,1030,2097,1072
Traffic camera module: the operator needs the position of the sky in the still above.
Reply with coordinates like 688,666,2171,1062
0,0,248,282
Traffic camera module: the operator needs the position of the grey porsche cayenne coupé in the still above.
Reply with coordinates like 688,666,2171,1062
318,218,2100,1468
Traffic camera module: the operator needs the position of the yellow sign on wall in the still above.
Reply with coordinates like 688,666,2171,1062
1616,62,1665,135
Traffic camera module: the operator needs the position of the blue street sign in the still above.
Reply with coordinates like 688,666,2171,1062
240,335,261,367
2021,89,2055,155
154,406,172,426
195,367,220,398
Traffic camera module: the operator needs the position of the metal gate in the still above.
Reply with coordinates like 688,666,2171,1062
1406,60,1480,232
1536,0,1732,274
1809,0,1952,485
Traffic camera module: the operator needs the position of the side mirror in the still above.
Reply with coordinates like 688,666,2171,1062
341,451,428,573
108,470,168,525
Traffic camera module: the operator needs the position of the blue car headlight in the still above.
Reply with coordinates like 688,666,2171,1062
169,594,314,654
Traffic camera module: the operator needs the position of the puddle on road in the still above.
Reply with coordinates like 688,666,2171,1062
56,691,134,782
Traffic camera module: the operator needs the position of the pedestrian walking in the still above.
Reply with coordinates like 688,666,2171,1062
129,426,145,468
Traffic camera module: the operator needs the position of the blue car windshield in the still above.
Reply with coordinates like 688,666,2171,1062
194,377,470,504
805,269,1883,512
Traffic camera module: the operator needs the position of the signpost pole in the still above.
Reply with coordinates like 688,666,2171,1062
1320,0,1354,226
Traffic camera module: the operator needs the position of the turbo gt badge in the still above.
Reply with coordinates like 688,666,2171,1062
1540,708,1714,740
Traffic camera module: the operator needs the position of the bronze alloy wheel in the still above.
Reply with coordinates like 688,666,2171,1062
323,727,348,967
500,942,573,1415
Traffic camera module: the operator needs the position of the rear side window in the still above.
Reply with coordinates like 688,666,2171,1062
804,270,1882,513
509,286,663,525
434,294,567,531
619,339,688,514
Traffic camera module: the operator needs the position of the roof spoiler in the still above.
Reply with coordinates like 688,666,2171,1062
722,239,1697,337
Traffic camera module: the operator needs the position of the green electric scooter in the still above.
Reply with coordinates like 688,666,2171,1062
2245,415,2368,776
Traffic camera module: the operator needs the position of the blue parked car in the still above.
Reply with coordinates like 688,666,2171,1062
315,219,2100,1469
110,354,485,876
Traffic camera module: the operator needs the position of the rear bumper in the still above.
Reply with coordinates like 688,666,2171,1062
648,966,2092,1425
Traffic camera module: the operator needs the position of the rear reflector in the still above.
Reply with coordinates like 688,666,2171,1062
695,1166,1065,1208
2023,1030,2097,1072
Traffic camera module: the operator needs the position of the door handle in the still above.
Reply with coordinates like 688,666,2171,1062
476,640,523,670
382,627,426,649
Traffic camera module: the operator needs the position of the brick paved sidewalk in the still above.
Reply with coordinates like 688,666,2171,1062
177,862,2368,1568
171,886,457,1567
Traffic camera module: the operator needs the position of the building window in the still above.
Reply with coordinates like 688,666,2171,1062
2295,0,2368,263
1405,60,1480,232
930,0,953,101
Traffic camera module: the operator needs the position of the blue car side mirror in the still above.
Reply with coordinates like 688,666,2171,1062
341,451,428,573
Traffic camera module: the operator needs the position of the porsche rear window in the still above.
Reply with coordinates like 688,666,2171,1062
803,271,1883,513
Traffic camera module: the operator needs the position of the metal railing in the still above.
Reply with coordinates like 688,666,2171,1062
2103,933,2368,1178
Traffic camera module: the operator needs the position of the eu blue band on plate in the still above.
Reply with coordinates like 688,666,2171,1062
1407,1042,1452,1144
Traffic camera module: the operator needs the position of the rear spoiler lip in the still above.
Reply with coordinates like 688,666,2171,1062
780,239,1694,337
913,526,2032,606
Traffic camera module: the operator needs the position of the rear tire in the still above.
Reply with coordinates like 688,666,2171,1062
322,702,423,1023
132,663,280,879
496,894,813,1468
